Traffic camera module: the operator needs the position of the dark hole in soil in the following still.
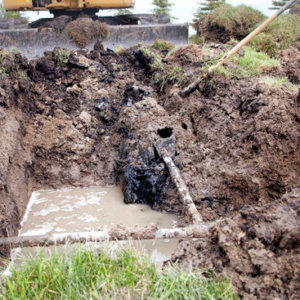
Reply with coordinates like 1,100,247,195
157,127,173,139
182,123,187,130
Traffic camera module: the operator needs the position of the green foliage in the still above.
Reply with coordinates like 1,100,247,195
0,4,24,19
206,4,265,33
194,0,226,21
140,46,187,91
0,246,239,300
250,14,300,56
194,4,266,43
270,0,300,10
189,34,205,44
263,76,300,91
260,14,300,48
209,47,281,79
250,33,279,57
0,4,5,17
0,49,16,74
151,39,175,52
152,267,239,300
53,48,71,66
152,0,173,18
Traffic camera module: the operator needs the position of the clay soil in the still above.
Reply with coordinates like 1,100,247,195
0,42,299,299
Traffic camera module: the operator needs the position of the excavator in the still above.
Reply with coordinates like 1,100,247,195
0,0,189,57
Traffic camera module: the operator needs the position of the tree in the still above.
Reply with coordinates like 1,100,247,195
152,0,173,18
193,0,226,22
0,3,23,18
270,0,300,10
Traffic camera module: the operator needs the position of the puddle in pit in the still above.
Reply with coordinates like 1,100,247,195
12,186,182,267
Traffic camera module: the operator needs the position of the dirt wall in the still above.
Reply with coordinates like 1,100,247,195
0,43,299,298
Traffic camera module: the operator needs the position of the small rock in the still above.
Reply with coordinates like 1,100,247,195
79,111,92,125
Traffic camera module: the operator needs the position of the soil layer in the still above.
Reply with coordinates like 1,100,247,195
0,43,299,298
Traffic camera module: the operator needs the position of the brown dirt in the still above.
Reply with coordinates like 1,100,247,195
65,18,109,47
171,189,300,300
290,4,300,15
194,8,264,43
278,40,300,84
0,43,299,298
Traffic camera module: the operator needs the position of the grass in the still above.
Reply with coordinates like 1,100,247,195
210,47,281,79
250,14,300,56
140,46,187,91
53,48,71,66
189,34,205,45
263,76,300,91
259,14,300,49
0,246,239,300
206,4,265,33
151,39,175,52
194,4,265,42
0,49,17,75
249,33,279,58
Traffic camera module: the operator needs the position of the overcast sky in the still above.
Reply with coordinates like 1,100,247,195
1,0,276,22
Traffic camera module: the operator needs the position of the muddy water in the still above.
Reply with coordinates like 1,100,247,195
16,186,181,264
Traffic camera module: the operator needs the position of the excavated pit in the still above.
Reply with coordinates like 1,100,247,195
0,42,299,299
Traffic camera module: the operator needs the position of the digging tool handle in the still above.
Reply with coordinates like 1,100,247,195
179,0,298,96
210,0,298,72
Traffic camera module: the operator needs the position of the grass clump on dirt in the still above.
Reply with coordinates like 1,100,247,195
53,48,71,66
250,14,300,57
140,46,188,91
0,247,238,300
0,49,19,75
151,39,175,52
263,76,300,91
260,14,300,49
249,33,279,58
66,18,109,47
210,47,281,79
194,4,265,43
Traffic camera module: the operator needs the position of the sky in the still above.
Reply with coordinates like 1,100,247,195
0,0,277,22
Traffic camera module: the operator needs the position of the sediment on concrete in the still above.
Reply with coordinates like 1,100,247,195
0,24,188,57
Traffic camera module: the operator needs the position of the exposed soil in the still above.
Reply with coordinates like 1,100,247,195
0,42,299,299
171,189,300,300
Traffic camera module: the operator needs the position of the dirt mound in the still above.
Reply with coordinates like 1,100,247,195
194,4,265,43
171,189,300,299
278,40,300,84
290,4,300,15
66,18,109,47
168,44,202,63
43,16,109,47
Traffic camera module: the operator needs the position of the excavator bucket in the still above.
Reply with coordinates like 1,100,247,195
0,19,189,57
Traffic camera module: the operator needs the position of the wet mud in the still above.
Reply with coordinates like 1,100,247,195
0,42,299,298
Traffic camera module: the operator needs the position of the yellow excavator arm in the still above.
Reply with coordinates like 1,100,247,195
3,0,135,11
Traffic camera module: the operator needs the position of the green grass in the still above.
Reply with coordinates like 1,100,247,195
0,246,239,300
249,14,300,56
263,76,300,91
189,34,205,45
210,47,281,79
53,48,71,66
249,33,279,58
259,14,300,49
195,4,265,40
140,46,187,91
151,39,175,52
